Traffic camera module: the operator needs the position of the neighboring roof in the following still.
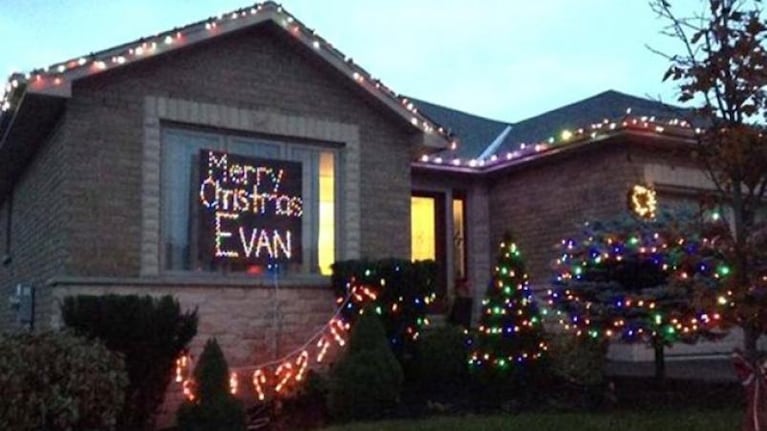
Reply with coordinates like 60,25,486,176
413,89,695,171
0,1,455,153
496,90,688,155
408,97,511,159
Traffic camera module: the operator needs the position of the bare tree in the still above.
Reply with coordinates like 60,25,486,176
650,0,767,360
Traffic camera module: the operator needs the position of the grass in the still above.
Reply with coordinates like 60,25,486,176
321,410,742,431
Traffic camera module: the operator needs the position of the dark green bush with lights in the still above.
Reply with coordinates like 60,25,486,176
331,259,437,359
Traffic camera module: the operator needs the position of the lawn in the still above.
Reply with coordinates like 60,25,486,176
321,410,742,431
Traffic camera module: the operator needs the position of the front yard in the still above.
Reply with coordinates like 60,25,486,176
321,410,741,431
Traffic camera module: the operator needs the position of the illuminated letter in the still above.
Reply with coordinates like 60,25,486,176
273,230,292,259
215,211,239,258
199,176,219,209
256,229,274,258
239,227,257,258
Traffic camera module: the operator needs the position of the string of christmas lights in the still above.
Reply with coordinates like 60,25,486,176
0,2,455,146
174,275,436,401
175,281,378,401
415,112,699,170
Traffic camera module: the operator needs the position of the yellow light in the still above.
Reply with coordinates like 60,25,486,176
411,196,436,261
318,152,335,275
629,184,657,219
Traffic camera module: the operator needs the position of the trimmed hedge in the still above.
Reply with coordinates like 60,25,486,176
0,331,127,431
61,294,198,431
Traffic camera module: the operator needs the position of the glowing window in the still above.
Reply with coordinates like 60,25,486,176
411,196,436,261
452,197,466,279
318,152,335,275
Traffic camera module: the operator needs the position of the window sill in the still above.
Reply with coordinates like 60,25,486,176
48,273,332,289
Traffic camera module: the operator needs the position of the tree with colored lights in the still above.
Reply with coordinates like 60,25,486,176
548,210,730,381
470,233,547,374
651,0,767,361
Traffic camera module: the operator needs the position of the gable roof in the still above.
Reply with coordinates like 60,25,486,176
0,1,454,152
407,97,511,159
495,90,688,155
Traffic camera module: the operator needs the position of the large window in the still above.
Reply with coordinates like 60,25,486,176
161,127,337,275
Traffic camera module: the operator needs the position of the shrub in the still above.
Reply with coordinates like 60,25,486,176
61,294,198,430
331,259,437,360
176,338,246,431
0,331,127,431
328,309,404,421
410,325,468,395
547,334,608,409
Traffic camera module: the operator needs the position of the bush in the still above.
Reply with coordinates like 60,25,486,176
547,334,608,409
0,331,127,431
410,325,468,396
61,294,198,430
176,338,246,431
328,309,404,421
332,259,437,360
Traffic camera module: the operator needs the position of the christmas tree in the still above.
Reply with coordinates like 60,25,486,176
548,209,730,381
470,233,547,371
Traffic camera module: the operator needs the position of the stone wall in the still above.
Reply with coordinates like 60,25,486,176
50,279,337,428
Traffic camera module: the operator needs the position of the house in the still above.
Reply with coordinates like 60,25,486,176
0,0,739,418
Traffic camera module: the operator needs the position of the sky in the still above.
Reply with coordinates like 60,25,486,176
0,0,704,122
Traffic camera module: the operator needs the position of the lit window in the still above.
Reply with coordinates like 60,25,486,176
411,196,436,261
161,128,337,275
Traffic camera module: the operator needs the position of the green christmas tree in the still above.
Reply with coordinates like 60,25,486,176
470,233,547,371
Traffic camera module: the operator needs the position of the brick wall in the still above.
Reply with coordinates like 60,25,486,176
487,141,685,286
0,119,69,331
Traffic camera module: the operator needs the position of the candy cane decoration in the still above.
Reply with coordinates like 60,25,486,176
229,371,239,395
274,362,294,393
329,318,347,346
252,369,267,401
295,350,309,382
316,337,331,363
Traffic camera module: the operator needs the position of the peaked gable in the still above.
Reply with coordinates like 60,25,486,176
0,1,454,151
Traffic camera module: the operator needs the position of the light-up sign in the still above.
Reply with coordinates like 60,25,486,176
198,149,303,264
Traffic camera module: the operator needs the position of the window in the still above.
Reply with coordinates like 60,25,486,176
411,196,436,261
161,127,337,275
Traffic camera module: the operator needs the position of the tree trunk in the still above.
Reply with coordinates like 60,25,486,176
654,341,665,384
744,323,759,361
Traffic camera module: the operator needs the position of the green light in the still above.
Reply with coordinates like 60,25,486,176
654,314,662,325
718,266,730,276
504,287,511,295
375,306,382,315
629,237,639,245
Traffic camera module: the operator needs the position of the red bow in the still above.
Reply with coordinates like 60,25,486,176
733,349,767,431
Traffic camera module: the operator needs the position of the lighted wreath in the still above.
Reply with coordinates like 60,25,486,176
629,184,657,219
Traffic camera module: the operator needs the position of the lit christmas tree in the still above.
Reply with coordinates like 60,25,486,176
470,233,547,371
